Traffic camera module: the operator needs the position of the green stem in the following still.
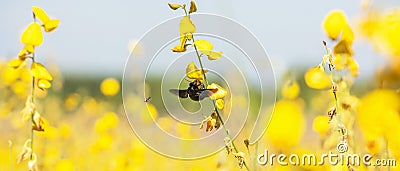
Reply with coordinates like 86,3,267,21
30,53,36,160
192,37,250,171
323,44,341,123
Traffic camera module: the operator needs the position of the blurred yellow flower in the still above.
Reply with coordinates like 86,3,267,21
94,112,119,133
358,10,400,57
304,66,331,89
2,66,19,85
141,103,158,123
186,62,208,81
266,100,305,149
8,58,26,69
21,22,43,46
100,77,120,97
64,93,81,111
322,10,349,40
207,83,227,100
281,80,300,100
357,89,400,140
312,115,330,139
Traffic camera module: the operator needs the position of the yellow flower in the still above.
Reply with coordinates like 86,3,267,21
21,22,43,46
207,83,227,100
215,99,224,109
168,3,182,10
199,111,220,132
189,0,197,14
358,10,400,57
43,19,60,32
32,6,60,32
322,10,349,40
186,62,208,80
333,40,353,57
266,100,305,149
8,58,26,69
193,39,222,60
304,66,331,89
312,115,330,139
16,139,32,164
172,35,188,52
357,89,400,140
32,111,45,131
281,80,300,100
180,16,196,39
31,62,53,81
100,77,120,97
94,112,119,133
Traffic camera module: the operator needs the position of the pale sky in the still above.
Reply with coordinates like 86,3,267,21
0,0,397,77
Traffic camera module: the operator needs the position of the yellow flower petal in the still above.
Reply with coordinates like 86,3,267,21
186,62,208,80
171,35,188,52
304,66,331,89
8,58,26,69
44,19,60,32
347,57,359,77
333,40,353,56
31,62,53,80
216,99,224,109
38,79,51,89
168,3,181,10
180,16,196,38
281,80,300,100
189,0,197,14
21,22,43,46
32,6,50,24
322,10,349,40
207,51,222,60
207,83,227,100
18,45,34,59
193,39,213,53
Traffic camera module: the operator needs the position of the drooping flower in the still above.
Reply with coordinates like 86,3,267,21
193,39,222,60
207,83,227,100
186,62,208,81
304,66,331,89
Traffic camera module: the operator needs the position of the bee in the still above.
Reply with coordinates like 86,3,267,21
144,96,151,103
169,80,217,101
